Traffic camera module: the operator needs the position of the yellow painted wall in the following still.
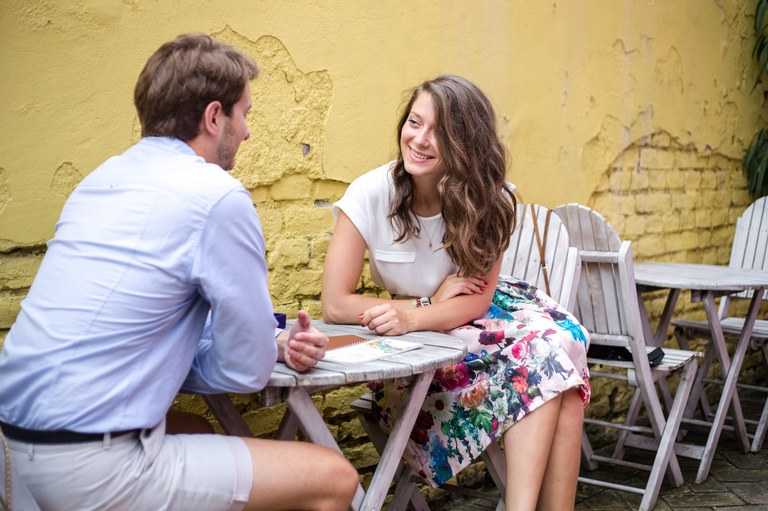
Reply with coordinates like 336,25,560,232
0,0,763,325
2,0,766,480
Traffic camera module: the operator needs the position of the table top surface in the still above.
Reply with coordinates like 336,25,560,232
267,321,468,388
634,262,768,291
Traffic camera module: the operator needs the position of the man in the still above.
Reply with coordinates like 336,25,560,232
0,34,358,511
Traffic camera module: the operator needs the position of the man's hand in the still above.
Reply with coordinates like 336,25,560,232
432,274,487,303
360,303,415,336
284,310,328,372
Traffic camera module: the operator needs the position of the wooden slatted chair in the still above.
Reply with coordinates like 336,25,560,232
554,203,699,511
672,197,768,452
353,204,581,511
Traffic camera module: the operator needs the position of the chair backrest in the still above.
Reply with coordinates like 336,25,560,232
501,204,580,312
729,197,768,300
554,203,647,352
730,197,768,271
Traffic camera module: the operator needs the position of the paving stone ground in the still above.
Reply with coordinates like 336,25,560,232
425,425,767,511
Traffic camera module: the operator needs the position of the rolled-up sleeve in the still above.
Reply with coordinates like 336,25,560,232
182,188,277,394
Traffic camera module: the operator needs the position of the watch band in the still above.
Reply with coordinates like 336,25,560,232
415,296,432,308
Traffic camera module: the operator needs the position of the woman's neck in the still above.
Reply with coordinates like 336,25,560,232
411,176,442,217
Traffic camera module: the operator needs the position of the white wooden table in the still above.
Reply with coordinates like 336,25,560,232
203,321,467,511
633,262,768,482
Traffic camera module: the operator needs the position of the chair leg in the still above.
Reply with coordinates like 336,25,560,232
750,344,768,452
751,391,768,452
657,378,674,413
639,359,698,511
635,369,685,487
481,442,506,511
612,389,642,460
581,430,599,471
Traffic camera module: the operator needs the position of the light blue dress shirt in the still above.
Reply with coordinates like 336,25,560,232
0,137,278,432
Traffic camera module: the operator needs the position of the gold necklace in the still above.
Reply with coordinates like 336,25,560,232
421,218,443,251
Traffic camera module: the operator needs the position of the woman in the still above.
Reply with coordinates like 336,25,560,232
322,75,589,510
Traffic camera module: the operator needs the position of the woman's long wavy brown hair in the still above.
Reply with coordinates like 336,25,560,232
389,75,517,277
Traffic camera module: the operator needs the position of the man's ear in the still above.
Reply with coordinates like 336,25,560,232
199,100,224,137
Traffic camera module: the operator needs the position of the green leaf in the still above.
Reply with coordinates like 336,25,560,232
754,143,768,197
753,32,765,60
758,0,768,33
743,129,768,198
470,409,493,432
759,38,768,74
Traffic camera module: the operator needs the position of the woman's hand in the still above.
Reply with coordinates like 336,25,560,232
360,303,416,336
284,311,328,372
431,274,488,303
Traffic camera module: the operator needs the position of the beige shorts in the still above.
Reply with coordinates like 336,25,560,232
8,420,252,511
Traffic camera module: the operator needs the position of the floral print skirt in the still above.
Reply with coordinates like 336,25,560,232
370,276,591,487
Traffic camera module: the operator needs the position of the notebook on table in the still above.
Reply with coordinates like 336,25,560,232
323,335,422,364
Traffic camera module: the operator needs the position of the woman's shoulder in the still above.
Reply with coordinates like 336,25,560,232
335,161,397,221
349,160,397,191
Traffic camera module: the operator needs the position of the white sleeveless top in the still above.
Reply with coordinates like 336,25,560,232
333,162,458,298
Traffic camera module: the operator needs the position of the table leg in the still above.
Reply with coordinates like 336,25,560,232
637,288,680,347
358,405,429,511
286,388,367,510
361,370,436,511
701,293,750,453
276,409,300,440
695,290,763,482
203,394,254,437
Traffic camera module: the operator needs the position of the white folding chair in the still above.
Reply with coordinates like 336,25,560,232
353,204,581,511
672,197,768,452
554,203,699,511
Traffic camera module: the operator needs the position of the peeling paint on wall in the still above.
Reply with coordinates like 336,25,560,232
50,162,83,197
0,167,9,215
214,27,332,188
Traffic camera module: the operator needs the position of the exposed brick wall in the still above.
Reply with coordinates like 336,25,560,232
584,131,766,426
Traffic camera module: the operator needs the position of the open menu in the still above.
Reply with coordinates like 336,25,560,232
323,335,422,364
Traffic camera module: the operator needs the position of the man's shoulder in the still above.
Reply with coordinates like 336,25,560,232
96,138,245,201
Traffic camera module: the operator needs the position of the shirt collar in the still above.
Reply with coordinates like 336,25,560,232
140,136,199,158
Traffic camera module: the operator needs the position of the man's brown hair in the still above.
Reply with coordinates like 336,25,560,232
134,33,258,141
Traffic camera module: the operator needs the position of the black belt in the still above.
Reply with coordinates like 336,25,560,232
0,421,140,444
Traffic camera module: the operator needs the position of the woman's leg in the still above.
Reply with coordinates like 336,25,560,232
537,389,584,511
502,394,562,511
